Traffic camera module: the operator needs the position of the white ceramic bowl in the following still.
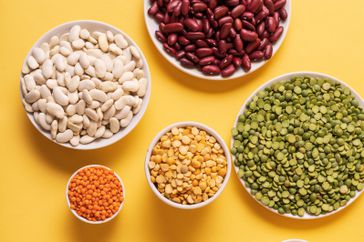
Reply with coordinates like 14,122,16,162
145,121,232,209
144,1,291,80
231,71,364,219
20,20,151,150
66,164,125,224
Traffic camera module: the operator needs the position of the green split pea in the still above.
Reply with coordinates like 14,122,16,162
231,76,364,217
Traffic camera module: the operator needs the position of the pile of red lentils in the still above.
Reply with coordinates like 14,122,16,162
68,166,124,222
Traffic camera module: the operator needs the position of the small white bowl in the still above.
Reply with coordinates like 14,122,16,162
144,0,291,80
145,121,232,209
20,20,151,150
66,164,125,224
232,71,364,219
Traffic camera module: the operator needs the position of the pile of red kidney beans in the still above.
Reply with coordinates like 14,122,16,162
148,0,287,77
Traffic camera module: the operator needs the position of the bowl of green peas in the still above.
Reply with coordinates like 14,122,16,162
231,71,364,219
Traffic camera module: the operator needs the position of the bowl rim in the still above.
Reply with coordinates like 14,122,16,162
65,164,125,224
144,121,232,209
20,19,152,150
231,71,364,219
143,0,292,81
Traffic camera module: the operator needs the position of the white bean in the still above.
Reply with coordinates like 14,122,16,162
110,117,120,133
85,108,99,121
80,135,95,144
32,47,46,64
51,120,58,139
137,78,147,97
27,56,39,70
114,95,136,110
58,117,68,132
53,87,69,106
38,113,51,130
70,135,80,146
102,129,113,138
79,52,90,69
114,34,128,49
69,25,81,42
95,125,106,138
122,80,140,92
98,34,108,52
119,71,134,83
46,102,65,119
95,59,106,78
41,59,54,79
24,75,36,91
120,111,133,127
89,89,108,102
25,89,40,103
56,129,73,143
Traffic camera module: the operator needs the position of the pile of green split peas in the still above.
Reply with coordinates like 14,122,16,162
231,76,364,217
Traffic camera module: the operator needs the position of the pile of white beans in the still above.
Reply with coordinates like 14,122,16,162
21,25,148,146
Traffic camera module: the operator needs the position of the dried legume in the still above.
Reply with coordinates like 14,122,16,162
21,25,148,146
148,0,288,77
68,166,124,222
149,126,228,205
232,76,364,216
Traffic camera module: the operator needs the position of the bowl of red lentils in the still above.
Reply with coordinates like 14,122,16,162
145,121,231,209
66,164,125,224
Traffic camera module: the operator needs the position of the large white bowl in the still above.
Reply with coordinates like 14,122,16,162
66,164,125,224
145,121,232,209
20,20,151,150
231,71,364,219
144,0,291,80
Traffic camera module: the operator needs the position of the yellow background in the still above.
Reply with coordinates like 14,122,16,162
1,0,364,241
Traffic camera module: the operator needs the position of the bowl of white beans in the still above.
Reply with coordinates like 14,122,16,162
20,20,151,150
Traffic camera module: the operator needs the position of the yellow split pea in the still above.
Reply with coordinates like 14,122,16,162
149,126,228,205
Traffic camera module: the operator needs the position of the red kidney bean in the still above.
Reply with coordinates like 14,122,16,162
220,55,233,69
196,48,214,58
186,32,205,40
279,8,288,21
180,58,195,68
241,54,251,71
168,34,178,45
267,16,277,33
181,0,190,16
274,0,286,10
178,36,190,45
240,29,258,41
206,39,217,47
257,22,265,36
248,0,263,13
196,39,208,48
226,0,240,7
218,40,228,54
185,44,196,52
209,0,218,9
148,0,287,77
273,12,280,24
199,56,216,66
183,19,200,32
234,18,243,31
163,43,176,56
249,51,264,61
229,28,237,38
186,52,199,63
258,38,270,50
242,11,254,20
255,6,269,23
163,23,183,33
242,20,256,31
264,0,274,13
202,19,210,33
231,5,246,18
232,57,242,67
220,23,232,39
176,50,186,59
155,12,164,22
167,0,179,13
269,26,283,43
148,2,158,16
173,2,182,17
234,35,244,52
193,2,208,12
221,64,236,77
214,6,229,19
261,30,270,38
202,65,221,75
246,38,261,53
218,16,233,26
264,44,273,59
155,31,166,42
